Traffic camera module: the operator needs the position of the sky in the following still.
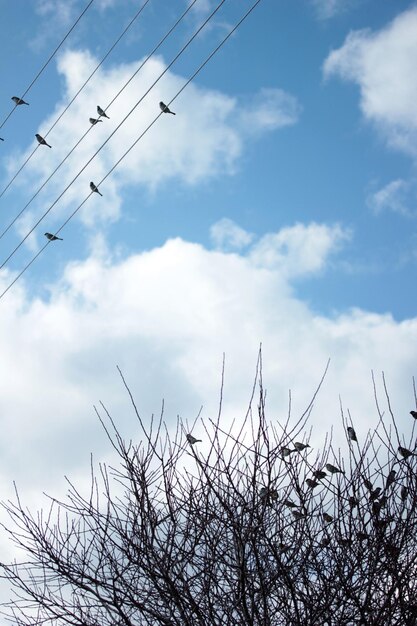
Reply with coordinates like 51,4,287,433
0,0,416,574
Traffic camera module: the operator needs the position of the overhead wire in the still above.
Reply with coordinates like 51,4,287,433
0,0,225,265
0,0,199,242
0,0,153,203
0,0,95,133
0,0,263,303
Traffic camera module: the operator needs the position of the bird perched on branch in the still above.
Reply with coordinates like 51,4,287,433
44,232,62,241
282,498,297,508
313,469,327,480
347,426,357,442
280,446,296,457
90,182,103,196
186,434,201,444
398,446,414,459
306,478,319,489
159,101,175,115
12,96,29,105
322,513,333,523
97,105,109,119
385,469,396,489
89,117,103,125
35,134,51,148
325,463,344,475
410,410,417,419
294,442,310,451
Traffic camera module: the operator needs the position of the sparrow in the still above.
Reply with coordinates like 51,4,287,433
363,479,373,491
385,469,396,489
35,134,51,148
186,434,201,444
313,470,327,480
325,463,344,475
260,487,277,501
369,488,381,501
90,182,103,196
322,513,333,523
159,101,175,115
347,426,357,442
12,96,29,105
410,410,417,419
306,478,319,489
282,498,297,508
291,510,304,520
44,232,62,241
398,446,413,459
294,442,310,451
97,105,109,119
348,496,358,508
400,486,408,501
89,117,103,125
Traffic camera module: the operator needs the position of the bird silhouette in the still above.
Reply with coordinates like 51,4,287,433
292,510,304,519
89,117,103,125
348,496,358,508
400,486,408,501
363,478,373,491
44,232,62,241
159,101,175,115
35,134,51,148
12,96,29,105
385,469,396,489
398,446,413,459
313,469,327,480
0,137,4,141
90,182,103,196
347,426,357,442
410,410,417,419
186,434,201,444
260,487,277,501
294,442,310,451
306,478,319,489
325,463,344,475
97,105,109,119
369,487,381,501
280,446,296,457
322,513,333,523
282,498,297,508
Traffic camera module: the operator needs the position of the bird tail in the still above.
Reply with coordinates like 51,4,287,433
170,111,176,115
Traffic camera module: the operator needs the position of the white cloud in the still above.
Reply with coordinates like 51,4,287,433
311,0,348,20
210,218,253,250
8,49,299,241
367,178,415,217
323,7,417,157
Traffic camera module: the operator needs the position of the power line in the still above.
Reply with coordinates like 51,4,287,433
0,0,263,303
0,0,199,243
0,0,153,203
0,0,95,133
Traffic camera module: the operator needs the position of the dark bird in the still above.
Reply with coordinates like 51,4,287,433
326,463,344,475
294,442,310,451
322,513,333,523
313,469,327,480
282,498,297,508
89,117,103,125
260,487,277,501
369,487,381,501
0,137,4,141
398,446,413,459
159,101,176,115
35,133,51,148
292,510,304,520
347,426,357,442
401,486,408,501
410,410,417,419
44,232,62,241
348,496,358,509
320,536,331,547
97,105,109,119
12,96,29,105
385,469,396,489
306,478,319,489
363,479,373,491
357,531,369,541
280,446,296,457
90,181,103,196
186,434,201,444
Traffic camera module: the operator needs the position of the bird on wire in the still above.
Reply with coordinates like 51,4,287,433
90,181,103,196
44,232,62,241
325,463,344,475
89,117,103,125
186,434,201,445
347,426,357,442
12,96,29,105
97,105,109,119
35,134,51,148
294,442,310,451
159,101,176,115
410,410,417,419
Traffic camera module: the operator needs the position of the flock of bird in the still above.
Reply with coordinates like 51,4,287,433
2,96,176,243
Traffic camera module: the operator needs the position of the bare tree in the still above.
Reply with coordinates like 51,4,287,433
1,357,417,626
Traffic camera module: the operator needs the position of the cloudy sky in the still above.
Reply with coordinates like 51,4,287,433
0,0,416,544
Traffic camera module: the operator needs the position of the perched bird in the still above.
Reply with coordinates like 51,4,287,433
363,479,373,491
313,469,327,480
89,117,103,125
322,513,333,523
90,181,103,196
306,478,319,489
385,469,396,489
282,498,297,508
369,487,381,501
44,232,62,241
35,133,51,148
280,446,296,457
97,105,109,119
12,96,29,105
159,101,176,115
294,442,310,451
347,426,357,442
348,496,358,509
320,536,331,547
186,434,201,444
410,410,417,419
398,446,413,459
325,463,344,475
260,487,277,501
292,510,304,520
400,486,408,501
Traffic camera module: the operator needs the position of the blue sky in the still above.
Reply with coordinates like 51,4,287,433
0,0,416,562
